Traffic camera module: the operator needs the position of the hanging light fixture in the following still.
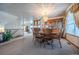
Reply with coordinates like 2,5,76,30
42,15,48,22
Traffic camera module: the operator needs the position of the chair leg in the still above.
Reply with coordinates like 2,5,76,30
39,40,42,47
51,39,53,48
33,35,35,41
59,39,62,48
34,39,37,45
43,42,46,48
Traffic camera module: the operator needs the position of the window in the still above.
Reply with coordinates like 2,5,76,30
66,11,79,37
0,25,5,32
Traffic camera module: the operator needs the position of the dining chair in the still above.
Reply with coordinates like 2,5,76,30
42,29,53,48
33,28,44,46
51,28,62,48
43,33,53,48
33,28,40,40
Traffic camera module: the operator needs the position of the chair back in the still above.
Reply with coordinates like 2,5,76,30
33,28,40,37
51,28,63,39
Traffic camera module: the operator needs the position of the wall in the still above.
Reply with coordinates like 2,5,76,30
66,34,79,48
0,11,24,37
66,7,79,48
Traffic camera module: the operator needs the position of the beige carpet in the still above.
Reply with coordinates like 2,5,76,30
0,33,79,55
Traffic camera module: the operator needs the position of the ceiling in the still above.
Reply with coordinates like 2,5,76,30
0,3,71,22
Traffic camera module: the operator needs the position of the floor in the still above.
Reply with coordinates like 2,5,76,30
0,32,79,55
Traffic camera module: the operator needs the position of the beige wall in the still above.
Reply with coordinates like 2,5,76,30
66,34,79,47
65,4,79,48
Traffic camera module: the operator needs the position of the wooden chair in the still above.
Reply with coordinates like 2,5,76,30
42,29,53,48
33,28,44,46
43,33,53,48
51,28,62,48
33,28,40,40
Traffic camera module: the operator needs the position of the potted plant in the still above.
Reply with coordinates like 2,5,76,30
2,30,13,42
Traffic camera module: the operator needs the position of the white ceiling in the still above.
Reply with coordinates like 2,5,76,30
0,3,71,21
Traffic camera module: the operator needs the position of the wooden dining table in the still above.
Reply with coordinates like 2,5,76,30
37,31,53,48
33,28,62,48
39,30,59,37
